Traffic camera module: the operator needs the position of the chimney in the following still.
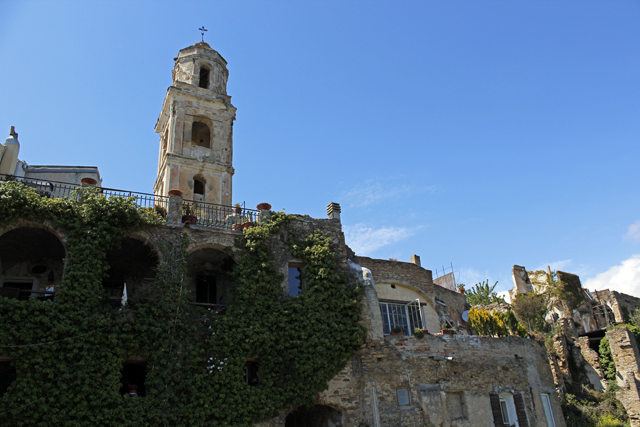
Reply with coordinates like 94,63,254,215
410,254,421,267
327,202,341,221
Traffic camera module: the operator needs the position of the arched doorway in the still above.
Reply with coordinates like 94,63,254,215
285,405,343,427
0,227,66,300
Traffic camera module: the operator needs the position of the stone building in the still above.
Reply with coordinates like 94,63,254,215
0,41,567,427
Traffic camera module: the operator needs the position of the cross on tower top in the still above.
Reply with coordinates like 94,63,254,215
198,26,208,42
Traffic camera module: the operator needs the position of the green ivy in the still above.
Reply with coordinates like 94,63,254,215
0,182,365,426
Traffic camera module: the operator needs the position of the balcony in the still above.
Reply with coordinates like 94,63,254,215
0,174,259,233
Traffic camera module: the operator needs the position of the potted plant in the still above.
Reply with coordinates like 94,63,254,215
128,384,138,397
390,326,404,336
440,323,455,335
154,204,167,218
257,203,271,211
182,202,198,224
233,203,242,215
413,328,425,339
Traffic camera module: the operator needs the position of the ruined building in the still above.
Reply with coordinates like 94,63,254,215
0,41,572,427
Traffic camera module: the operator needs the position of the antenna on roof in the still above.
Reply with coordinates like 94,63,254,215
198,26,208,42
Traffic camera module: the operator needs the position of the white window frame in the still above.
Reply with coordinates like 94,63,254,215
498,393,519,427
540,393,556,427
379,299,424,335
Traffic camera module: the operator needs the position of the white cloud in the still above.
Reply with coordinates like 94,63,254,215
626,221,640,241
583,255,640,297
344,224,413,256
497,290,511,304
457,268,486,288
535,259,573,272
340,179,435,208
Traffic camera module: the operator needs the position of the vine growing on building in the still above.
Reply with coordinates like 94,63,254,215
0,182,365,426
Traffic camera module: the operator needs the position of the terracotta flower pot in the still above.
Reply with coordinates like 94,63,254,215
440,329,454,335
422,329,430,335
168,189,183,197
182,215,197,224
257,203,271,211
390,330,405,336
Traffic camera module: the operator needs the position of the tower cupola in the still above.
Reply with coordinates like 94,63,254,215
172,42,229,95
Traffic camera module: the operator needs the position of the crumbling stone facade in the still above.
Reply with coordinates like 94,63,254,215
607,328,640,426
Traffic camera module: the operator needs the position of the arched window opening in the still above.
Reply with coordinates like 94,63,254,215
187,248,234,307
191,121,211,148
199,66,210,89
285,405,343,427
103,238,158,305
0,227,65,301
194,177,205,196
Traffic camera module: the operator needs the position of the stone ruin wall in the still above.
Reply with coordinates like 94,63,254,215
606,328,640,426
307,334,565,427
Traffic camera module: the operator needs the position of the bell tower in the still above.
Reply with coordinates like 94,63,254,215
154,42,236,205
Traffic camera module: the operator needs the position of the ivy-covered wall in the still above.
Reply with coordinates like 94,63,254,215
0,182,365,426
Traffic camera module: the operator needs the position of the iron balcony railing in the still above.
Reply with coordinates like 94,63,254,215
180,199,259,231
0,174,259,232
0,173,169,213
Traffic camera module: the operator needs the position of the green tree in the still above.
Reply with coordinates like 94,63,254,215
511,292,549,332
464,279,504,306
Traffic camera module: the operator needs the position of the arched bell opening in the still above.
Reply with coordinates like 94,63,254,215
191,121,211,148
103,237,158,304
193,175,206,202
186,247,234,308
285,405,343,427
0,227,66,301
198,65,210,89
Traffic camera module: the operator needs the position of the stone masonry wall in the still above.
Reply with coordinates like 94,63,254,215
607,327,640,426
313,334,565,427
353,256,469,330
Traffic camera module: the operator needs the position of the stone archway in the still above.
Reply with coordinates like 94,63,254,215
285,405,343,427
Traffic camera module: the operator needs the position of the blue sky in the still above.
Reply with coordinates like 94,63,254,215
2,1,639,297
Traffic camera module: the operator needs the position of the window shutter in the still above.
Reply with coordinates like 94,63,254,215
489,393,506,427
514,393,529,427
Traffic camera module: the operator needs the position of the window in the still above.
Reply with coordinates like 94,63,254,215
500,399,511,424
397,388,410,406
288,264,304,296
194,177,205,196
120,362,147,397
196,273,217,304
379,300,424,335
540,393,556,427
0,281,33,300
245,360,259,386
191,121,211,148
0,362,16,398
199,66,210,89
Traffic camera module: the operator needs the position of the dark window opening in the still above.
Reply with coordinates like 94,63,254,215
196,273,217,304
0,362,17,397
103,238,157,305
288,264,304,297
0,282,33,300
199,67,210,89
120,362,147,397
194,178,205,195
246,360,259,386
285,405,343,427
191,122,211,148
